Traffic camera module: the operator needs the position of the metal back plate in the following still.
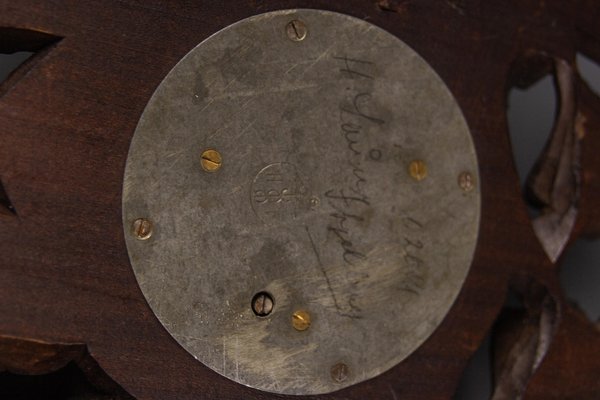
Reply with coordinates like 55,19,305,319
123,9,481,395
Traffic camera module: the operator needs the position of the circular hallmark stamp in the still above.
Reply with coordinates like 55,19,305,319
251,163,309,223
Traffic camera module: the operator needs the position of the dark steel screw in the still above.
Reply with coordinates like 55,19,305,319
252,292,274,317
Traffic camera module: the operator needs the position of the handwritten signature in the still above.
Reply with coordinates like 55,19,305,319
326,56,382,267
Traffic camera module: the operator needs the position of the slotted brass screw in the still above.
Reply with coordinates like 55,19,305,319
458,171,475,192
331,362,349,383
201,149,222,172
132,218,153,241
286,20,307,42
409,160,427,181
292,310,311,331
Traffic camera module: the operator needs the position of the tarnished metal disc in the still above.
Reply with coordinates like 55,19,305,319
123,9,480,395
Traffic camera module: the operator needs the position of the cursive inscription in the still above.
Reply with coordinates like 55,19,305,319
326,55,383,267
398,217,427,295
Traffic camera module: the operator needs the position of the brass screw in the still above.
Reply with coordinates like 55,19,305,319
458,171,475,192
286,20,307,42
408,160,427,181
292,310,311,331
330,362,349,383
252,292,274,317
132,218,153,241
200,149,222,172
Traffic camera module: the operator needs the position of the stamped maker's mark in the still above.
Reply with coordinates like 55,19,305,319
251,162,308,222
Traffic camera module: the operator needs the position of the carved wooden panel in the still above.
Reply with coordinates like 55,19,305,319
1,1,599,399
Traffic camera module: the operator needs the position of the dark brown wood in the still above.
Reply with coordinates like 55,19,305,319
0,336,87,375
0,335,133,398
0,1,599,399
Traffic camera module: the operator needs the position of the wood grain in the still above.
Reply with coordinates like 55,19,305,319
0,1,599,399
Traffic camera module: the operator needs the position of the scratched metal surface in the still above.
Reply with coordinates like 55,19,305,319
122,9,481,395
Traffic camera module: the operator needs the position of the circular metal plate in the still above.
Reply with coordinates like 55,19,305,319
123,9,480,395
